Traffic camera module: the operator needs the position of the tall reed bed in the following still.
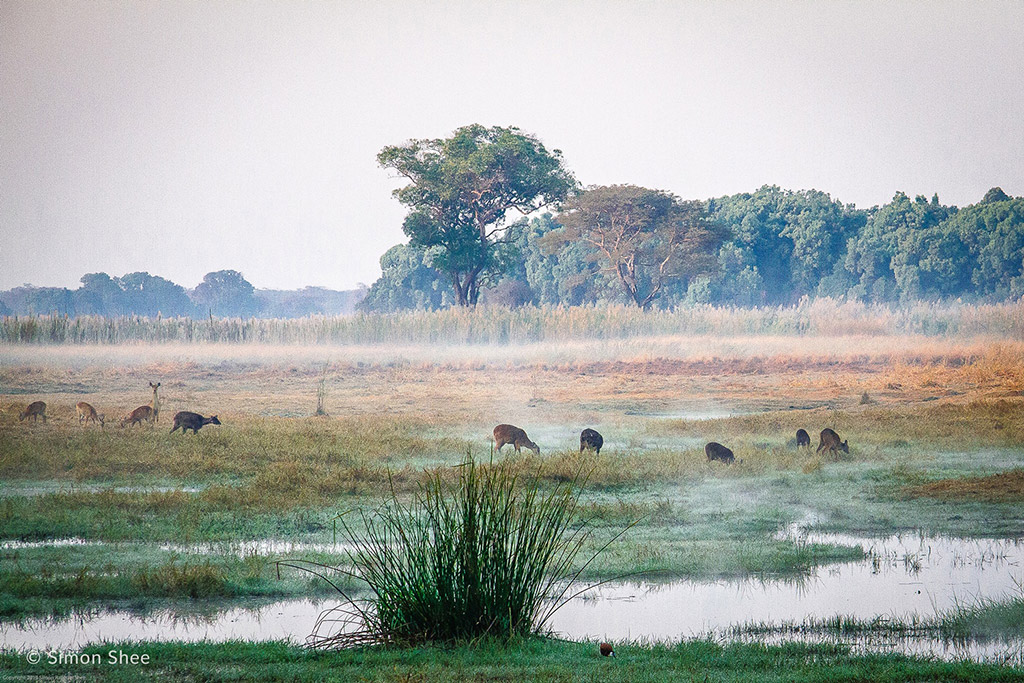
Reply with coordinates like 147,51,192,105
3,299,1022,345
299,457,606,648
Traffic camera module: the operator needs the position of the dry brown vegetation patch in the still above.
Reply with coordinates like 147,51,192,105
903,470,1024,503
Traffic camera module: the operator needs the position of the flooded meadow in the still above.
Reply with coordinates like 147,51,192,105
2,333,1023,669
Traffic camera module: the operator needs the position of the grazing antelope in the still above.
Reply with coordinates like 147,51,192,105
76,401,104,428
580,428,604,455
149,382,161,423
817,428,849,455
796,428,810,448
705,441,735,464
493,424,540,454
121,405,154,428
170,411,221,435
599,642,616,657
19,401,47,423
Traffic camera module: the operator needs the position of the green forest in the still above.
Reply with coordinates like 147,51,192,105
361,184,1024,312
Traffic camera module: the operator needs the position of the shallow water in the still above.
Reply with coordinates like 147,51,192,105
549,533,1024,640
0,599,327,650
3,532,1024,664
0,484,204,499
0,538,355,557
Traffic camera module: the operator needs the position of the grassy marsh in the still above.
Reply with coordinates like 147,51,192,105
1,322,1023,669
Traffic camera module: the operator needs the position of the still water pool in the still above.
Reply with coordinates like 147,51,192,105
3,532,1023,663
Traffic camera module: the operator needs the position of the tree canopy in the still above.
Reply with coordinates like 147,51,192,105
191,270,261,318
361,186,1024,311
377,124,577,306
550,185,725,308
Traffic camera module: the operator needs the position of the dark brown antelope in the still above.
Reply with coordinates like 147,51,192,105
817,428,849,455
796,428,810,448
493,424,540,454
599,642,616,657
149,382,161,423
76,401,104,428
170,411,221,435
121,405,154,428
580,428,604,454
705,441,735,464
19,401,46,423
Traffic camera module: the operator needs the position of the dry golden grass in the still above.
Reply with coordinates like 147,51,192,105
3,331,1022,495
902,470,1024,503
650,400,1024,450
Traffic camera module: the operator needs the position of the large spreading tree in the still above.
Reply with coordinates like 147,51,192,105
551,185,726,309
378,124,577,306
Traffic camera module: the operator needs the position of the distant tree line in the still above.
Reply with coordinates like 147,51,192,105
0,269,367,318
361,184,1024,311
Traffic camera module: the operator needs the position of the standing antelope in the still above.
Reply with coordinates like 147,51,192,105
19,401,47,423
76,401,105,428
796,429,811,448
493,424,540,454
149,382,161,423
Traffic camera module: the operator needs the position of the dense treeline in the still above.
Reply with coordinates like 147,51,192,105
360,186,1024,311
0,270,366,318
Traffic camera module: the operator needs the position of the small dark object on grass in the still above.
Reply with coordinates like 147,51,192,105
796,429,810,448
600,642,615,657
580,428,603,454
171,411,222,435
705,442,735,464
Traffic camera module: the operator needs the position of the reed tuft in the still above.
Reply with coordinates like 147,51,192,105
301,456,608,648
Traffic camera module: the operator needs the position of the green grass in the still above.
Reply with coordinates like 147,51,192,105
940,590,1024,642
1,638,1022,681
0,544,352,619
0,415,465,483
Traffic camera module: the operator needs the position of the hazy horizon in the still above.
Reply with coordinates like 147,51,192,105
2,0,1022,291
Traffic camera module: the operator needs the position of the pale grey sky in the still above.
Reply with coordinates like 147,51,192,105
2,1,1022,291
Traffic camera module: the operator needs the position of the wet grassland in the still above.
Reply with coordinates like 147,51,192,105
1,333,1023,674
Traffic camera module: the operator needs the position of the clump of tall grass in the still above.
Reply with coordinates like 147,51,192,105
298,456,620,648
938,588,1024,642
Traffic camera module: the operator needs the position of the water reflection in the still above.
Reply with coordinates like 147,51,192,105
3,532,1023,664
0,599,330,651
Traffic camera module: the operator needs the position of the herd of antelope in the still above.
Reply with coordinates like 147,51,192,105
16,384,851,456
703,427,848,464
493,423,850,462
15,381,221,436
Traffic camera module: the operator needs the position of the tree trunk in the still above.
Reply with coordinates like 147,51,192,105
452,273,470,307
451,268,483,307
616,263,643,308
